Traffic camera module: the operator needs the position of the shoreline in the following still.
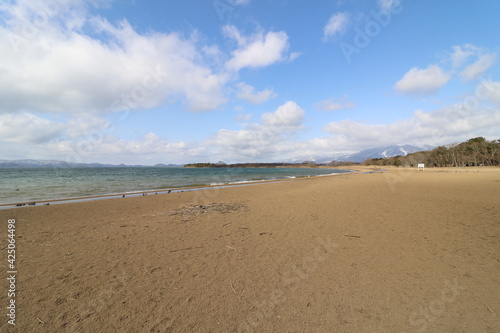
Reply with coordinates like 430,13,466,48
0,168,355,209
3,165,498,209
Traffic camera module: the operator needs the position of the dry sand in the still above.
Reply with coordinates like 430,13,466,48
0,167,499,332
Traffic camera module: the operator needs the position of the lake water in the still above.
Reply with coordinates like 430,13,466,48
0,167,351,205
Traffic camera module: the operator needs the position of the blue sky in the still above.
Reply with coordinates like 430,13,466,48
0,0,499,164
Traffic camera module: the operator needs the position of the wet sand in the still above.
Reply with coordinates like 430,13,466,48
0,167,499,332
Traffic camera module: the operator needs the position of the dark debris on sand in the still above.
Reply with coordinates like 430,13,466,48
169,202,245,216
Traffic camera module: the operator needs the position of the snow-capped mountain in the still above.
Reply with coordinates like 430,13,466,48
330,145,434,163
288,144,434,164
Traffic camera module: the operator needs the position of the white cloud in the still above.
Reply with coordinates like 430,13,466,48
449,44,497,82
224,25,290,71
394,65,451,95
261,101,304,127
459,53,497,81
106,133,188,155
288,52,302,62
0,1,228,114
450,44,478,68
315,94,355,111
54,132,192,165
323,12,349,41
222,25,245,46
0,112,64,144
236,82,276,104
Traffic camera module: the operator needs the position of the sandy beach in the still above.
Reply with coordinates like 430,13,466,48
0,167,499,332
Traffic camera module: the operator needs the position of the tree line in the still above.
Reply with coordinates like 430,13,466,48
362,137,500,167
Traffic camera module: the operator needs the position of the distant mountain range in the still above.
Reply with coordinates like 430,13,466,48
0,159,183,168
296,144,435,164
1,144,434,168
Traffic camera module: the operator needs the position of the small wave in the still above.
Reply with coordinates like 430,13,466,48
230,180,263,184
